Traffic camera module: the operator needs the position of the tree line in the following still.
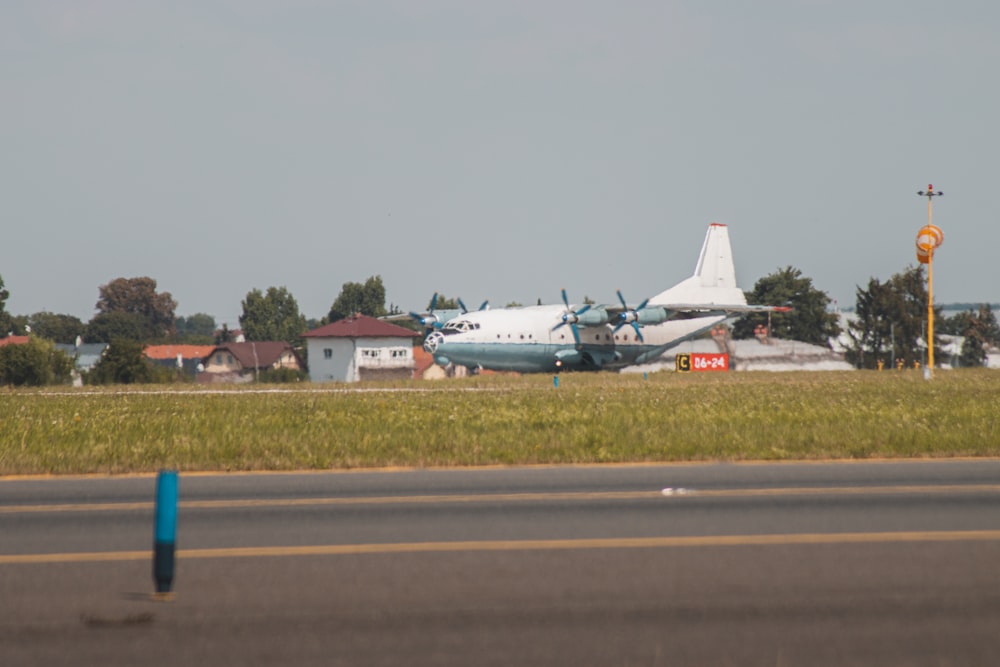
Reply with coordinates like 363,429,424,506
0,274,393,347
0,274,394,386
0,264,997,386
732,265,999,369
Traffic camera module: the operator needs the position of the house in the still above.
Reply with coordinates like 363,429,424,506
200,341,303,383
412,345,442,379
0,336,30,347
54,342,109,372
302,314,419,382
412,345,472,379
42,340,108,387
144,344,217,376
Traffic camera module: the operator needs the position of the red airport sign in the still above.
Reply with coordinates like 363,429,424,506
676,353,729,373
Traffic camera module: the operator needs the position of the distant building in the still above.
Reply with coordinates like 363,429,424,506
200,342,303,383
302,314,419,383
412,345,443,380
0,336,30,347
624,337,854,374
144,344,216,376
54,342,108,371
51,341,109,386
412,345,470,379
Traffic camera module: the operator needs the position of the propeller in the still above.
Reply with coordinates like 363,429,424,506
457,298,490,314
613,289,648,342
408,292,442,330
551,289,591,347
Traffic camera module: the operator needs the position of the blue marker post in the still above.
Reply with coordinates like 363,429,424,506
153,470,179,595
553,375,559,388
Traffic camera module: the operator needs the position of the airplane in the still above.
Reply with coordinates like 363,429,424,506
421,223,788,373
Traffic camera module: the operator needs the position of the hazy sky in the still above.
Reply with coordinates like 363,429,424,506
3,1,997,327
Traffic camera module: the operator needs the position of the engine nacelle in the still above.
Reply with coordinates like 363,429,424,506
636,307,669,326
409,312,440,328
576,308,610,327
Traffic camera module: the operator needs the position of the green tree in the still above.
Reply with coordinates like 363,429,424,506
85,338,159,384
86,311,149,344
27,312,86,344
240,286,308,345
940,304,1000,367
0,337,74,386
9,314,30,336
176,313,216,344
215,323,236,344
96,276,177,339
732,266,841,345
328,275,387,322
845,266,935,369
977,304,1000,346
0,274,12,335
433,294,460,311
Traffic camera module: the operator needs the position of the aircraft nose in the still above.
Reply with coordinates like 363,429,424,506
424,331,444,353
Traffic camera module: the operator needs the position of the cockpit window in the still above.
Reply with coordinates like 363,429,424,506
442,320,475,333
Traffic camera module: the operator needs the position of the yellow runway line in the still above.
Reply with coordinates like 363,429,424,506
5,530,1000,565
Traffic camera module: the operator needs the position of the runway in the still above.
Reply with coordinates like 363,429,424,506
3,460,1000,665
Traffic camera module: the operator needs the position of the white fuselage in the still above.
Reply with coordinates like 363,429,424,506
424,305,725,372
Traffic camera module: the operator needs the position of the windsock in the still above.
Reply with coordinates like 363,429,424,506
916,224,943,264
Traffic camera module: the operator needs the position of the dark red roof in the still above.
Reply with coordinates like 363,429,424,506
206,342,300,369
302,314,419,339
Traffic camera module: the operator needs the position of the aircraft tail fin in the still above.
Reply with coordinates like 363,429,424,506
649,223,747,306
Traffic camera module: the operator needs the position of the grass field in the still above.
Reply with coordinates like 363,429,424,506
1,370,999,476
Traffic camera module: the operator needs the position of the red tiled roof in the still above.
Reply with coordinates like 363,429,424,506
411,345,437,377
302,314,419,339
0,336,30,347
144,345,216,360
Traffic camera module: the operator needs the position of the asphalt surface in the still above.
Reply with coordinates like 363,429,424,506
3,460,1000,666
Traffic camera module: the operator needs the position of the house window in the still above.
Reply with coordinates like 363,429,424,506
323,348,333,359
216,354,223,364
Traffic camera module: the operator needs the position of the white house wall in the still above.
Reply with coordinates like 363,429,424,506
306,337,414,383
306,339,355,382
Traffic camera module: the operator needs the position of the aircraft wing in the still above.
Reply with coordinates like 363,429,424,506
654,304,793,314
597,302,792,330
